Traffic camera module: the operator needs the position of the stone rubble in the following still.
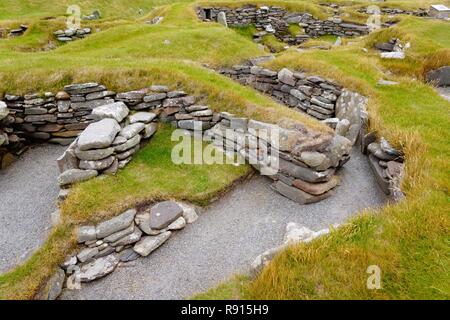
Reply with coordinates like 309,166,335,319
53,28,92,42
48,201,198,299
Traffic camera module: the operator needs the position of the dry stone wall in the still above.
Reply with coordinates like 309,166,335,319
219,65,343,120
197,5,369,45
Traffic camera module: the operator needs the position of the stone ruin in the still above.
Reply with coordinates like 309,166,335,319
53,28,92,42
197,5,370,46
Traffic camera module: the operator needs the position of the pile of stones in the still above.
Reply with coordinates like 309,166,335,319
358,7,428,17
206,112,353,204
40,201,198,299
5,24,28,37
57,100,157,190
364,136,404,200
53,28,92,42
375,38,409,59
198,5,370,46
219,65,343,120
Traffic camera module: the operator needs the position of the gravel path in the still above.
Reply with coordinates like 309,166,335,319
61,148,386,300
0,144,65,274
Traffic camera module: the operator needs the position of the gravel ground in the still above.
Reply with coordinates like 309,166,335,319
61,148,386,300
0,144,65,274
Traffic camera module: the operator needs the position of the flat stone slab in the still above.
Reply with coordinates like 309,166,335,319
133,231,172,257
129,112,157,124
149,201,184,230
96,209,137,239
78,254,119,282
58,169,98,186
119,123,145,139
91,102,129,122
77,119,120,151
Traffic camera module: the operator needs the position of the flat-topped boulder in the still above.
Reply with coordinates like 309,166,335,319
77,118,120,151
149,201,184,230
129,112,157,124
96,209,137,239
91,102,129,122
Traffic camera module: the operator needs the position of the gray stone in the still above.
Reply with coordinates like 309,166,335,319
78,254,119,282
135,212,165,235
119,123,145,139
336,119,351,136
368,154,390,195
96,209,137,239
116,145,139,160
24,114,57,123
149,201,184,230
71,99,113,111
114,134,141,153
103,158,119,175
150,85,169,92
118,248,141,262
133,231,172,257
143,123,158,139
79,155,115,171
85,90,115,101
77,225,97,243
58,169,98,186
45,268,65,300
64,83,104,95
426,66,450,87
103,224,135,243
143,93,167,102
278,68,296,86
190,109,213,117
279,158,335,183
290,89,306,101
178,120,211,130
167,216,186,230
323,135,352,167
92,102,129,122
272,180,335,204
299,151,328,168
111,227,142,247
77,247,99,263
77,118,120,151
292,176,340,196
129,112,157,124
75,147,114,161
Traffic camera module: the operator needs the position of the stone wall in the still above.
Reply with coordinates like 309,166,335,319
197,5,369,45
219,65,343,121
54,28,92,42
358,7,428,17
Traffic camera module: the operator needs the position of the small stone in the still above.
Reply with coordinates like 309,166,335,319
292,176,340,196
167,217,186,230
133,231,172,257
61,256,77,270
45,268,65,300
143,123,158,139
118,248,141,262
75,147,114,161
111,228,142,247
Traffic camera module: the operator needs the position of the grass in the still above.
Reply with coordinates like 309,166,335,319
0,0,449,300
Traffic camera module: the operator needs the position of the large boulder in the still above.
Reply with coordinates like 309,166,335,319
77,118,120,151
91,102,129,122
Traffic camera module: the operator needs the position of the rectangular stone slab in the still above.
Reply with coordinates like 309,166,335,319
77,118,120,151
